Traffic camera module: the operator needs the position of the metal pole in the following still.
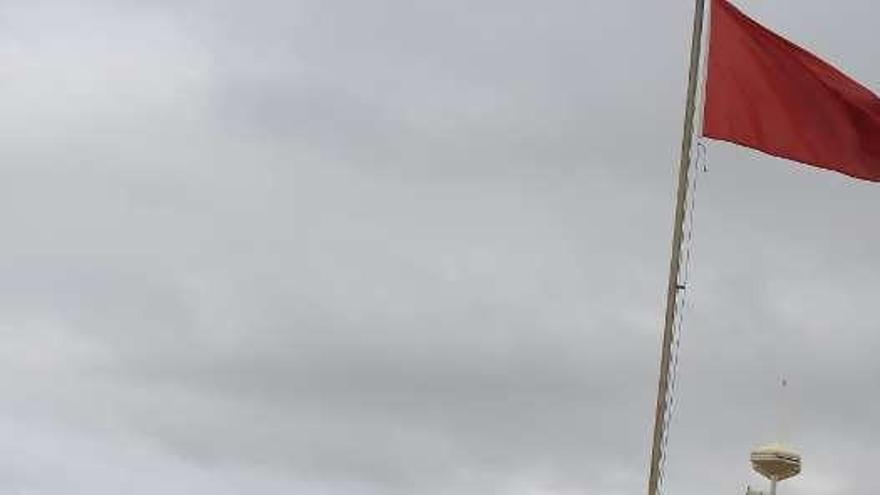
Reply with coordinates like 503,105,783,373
770,477,778,495
647,1,707,495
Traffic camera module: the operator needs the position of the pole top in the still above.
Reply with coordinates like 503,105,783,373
750,444,801,481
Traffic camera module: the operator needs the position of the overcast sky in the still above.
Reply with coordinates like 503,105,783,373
0,0,878,494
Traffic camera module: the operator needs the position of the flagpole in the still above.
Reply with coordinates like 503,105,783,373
647,1,707,495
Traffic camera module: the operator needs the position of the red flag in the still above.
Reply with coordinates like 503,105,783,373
703,0,880,182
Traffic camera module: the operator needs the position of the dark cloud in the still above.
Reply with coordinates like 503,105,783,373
0,0,877,494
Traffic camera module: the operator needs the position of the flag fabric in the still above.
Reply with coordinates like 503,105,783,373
702,0,880,182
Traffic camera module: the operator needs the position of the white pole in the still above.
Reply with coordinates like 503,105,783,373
647,1,707,495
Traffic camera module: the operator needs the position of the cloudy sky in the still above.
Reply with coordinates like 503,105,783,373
0,0,878,493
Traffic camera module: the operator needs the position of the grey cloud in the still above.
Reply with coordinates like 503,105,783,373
0,0,877,494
